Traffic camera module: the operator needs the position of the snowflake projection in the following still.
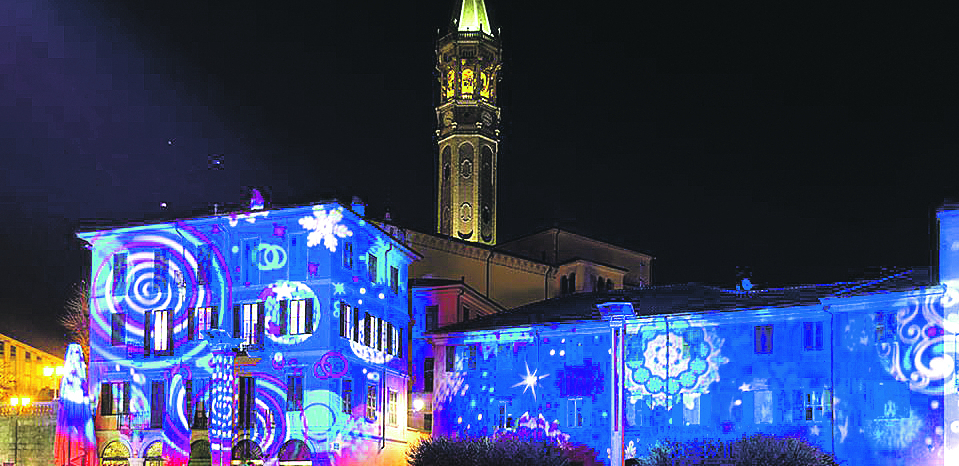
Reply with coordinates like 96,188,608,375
259,281,318,345
879,291,957,395
624,440,637,459
227,210,269,227
512,362,550,400
298,206,352,252
433,371,467,407
625,320,728,409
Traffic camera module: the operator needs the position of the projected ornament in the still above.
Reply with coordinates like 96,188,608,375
512,362,549,400
299,206,353,252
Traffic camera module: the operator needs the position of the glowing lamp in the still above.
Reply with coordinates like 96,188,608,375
10,397,19,407
378,293,385,299
21,397,30,406
360,288,366,294
55,366,65,376
43,367,54,377
412,399,425,411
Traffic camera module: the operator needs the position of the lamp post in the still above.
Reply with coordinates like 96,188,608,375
43,365,65,399
10,396,32,466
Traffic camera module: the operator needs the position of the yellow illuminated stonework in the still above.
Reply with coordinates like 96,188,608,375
446,70,456,99
461,69,475,97
479,71,490,99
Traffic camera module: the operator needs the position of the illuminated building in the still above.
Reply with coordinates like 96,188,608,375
77,201,419,466
0,332,65,401
422,209,959,466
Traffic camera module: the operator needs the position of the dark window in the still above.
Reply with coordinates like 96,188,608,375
560,276,568,295
387,322,394,354
446,346,456,372
424,413,433,433
803,322,824,351
368,255,378,282
755,325,774,354
423,358,434,392
101,382,129,416
238,376,256,429
398,327,404,357
235,303,265,347
150,381,165,428
339,302,350,338
10,345,15,357
190,306,217,340
287,299,312,335
111,313,125,346
390,266,399,294
364,313,372,347
876,311,896,342
0,342,4,356
468,345,477,370
154,249,169,289
597,276,605,292
344,242,353,269
607,278,614,290
287,376,303,411
462,307,470,322
353,307,361,342
377,317,383,351
241,238,259,285
184,379,193,425
196,245,212,285
425,305,439,332
342,379,353,414
25,351,30,361
113,253,128,294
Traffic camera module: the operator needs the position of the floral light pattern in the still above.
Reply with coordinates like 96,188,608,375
299,206,353,252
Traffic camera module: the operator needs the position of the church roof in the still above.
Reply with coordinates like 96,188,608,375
427,268,934,334
456,0,493,35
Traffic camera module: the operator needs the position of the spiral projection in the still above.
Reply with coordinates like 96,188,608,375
91,228,229,360
880,294,956,395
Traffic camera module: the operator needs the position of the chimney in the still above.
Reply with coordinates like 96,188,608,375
351,196,366,217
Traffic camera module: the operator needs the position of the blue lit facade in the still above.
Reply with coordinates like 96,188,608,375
77,202,419,466
424,206,959,466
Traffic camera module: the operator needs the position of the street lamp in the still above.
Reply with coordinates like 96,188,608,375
10,396,32,465
43,365,65,399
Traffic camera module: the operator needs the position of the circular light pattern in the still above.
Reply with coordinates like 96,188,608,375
260,280,320,345
879,294,956,395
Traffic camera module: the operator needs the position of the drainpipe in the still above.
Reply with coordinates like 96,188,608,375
822,305,836,458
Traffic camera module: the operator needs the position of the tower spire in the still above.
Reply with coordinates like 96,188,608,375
456,0,493,35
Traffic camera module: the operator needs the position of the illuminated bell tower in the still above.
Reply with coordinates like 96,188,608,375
436,0,500,245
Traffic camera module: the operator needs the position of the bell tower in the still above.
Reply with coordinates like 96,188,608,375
436,0,500,245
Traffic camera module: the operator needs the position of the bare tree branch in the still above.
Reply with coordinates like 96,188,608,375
60,281,90,362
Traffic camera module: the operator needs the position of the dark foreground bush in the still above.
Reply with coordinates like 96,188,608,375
407,436,570,466
635,433,842,466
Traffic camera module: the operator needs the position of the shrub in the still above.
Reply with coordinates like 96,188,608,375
634,433,842,466
407,435,571,466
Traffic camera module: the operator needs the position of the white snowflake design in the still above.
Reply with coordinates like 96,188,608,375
298,206,353,252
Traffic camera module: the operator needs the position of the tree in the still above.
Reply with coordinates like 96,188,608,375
0,360,17,401
60,281,90,362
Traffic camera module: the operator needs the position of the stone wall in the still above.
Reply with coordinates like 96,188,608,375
0,405,57,466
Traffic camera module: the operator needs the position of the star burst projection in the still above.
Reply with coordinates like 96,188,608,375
625,320,729,409
512,362,550,400
299,206,353,252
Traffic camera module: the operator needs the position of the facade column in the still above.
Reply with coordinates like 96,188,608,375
208,341,236,466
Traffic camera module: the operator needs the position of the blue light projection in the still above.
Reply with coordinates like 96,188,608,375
260,280,320,344
624,320,728,409
512,361,550,399
299,205,353,252
54,343,98,466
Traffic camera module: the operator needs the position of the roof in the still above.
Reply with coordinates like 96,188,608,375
411,278,507,313
456,0,493,34
428,268,934,334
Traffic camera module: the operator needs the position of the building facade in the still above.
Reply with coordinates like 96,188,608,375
0,332,65,402
77,202,418,466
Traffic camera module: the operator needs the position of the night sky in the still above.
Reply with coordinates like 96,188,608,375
1,0,955,354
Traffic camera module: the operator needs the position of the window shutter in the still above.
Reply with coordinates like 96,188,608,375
123,382,131,414
257,302,266,345
815,322,824,350
353,308,360,342
144,311,152,357
278,300,288,336
233,305,241,339
188,308,195,341
339,302,347,337
304,299,314,334
101,383,113,415
210,307,218,330
167,310,175,354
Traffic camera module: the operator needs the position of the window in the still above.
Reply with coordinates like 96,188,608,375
683,393,701,425
803,321,824,351
387,390,398,426
754,325,773,354
596,276,605,292
196,245,212,285
368,254,378,282
425,306,439,332
876,311,896,342
607,278,613,291
366,385,377,420
462,307,470,322
184,379,193,425
423,358,434,393
390,266,399,294
397,327,403,357
567,398,584,427
154,249,169,289
111,313,125,346
353,307,361,343
423,413,433,433
339,302,351,338
287,299,312,335
364,313,372,347
10,345,15,357
498,404,507,428
377,317,383,352
387,322,394,354
113,252,128,293
344,242,353,269
25,351,30,361
568,273,576,293
560,275,568,295
446,346,456,371
754,390,773,424
145,310,173,356
0,341,4,356
190,306,216,340
238,376,256,429
287,376,303,411
342,379,353,414
468,345,477,370
150,380,165,428
100,382,129,415
235,303,264,347
241,238,259,285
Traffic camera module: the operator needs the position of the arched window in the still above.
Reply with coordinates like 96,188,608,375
101,440,131,466
232,439,263,465
560,276,568,295
597,276,605,292
568,273,576,293
144,441,164,466
607,278,614,291
277,439,313,466
190,440,211,464
458,143,474,179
